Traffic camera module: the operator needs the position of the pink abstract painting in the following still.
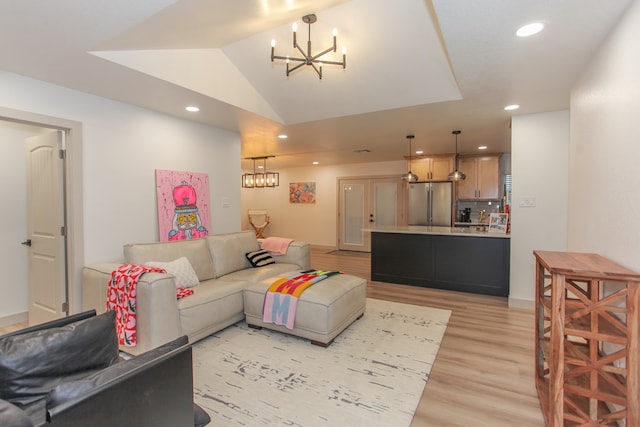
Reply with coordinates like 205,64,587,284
289,182,316,204
156,169,210,242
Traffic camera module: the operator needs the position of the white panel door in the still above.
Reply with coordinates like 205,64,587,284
25,130,67,325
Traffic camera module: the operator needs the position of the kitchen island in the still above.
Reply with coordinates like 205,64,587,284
364,225,510,297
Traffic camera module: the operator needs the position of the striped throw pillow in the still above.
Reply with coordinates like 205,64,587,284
245,250,275,268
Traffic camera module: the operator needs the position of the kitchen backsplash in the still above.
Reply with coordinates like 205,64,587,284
456,200,504,224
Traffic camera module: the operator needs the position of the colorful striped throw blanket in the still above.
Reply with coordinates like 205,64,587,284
262,269,341,329
107,264,195,347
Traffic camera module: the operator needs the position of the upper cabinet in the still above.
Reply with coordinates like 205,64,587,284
456,155,500,200
410,155,455,181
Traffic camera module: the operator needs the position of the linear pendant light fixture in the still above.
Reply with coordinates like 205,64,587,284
271,14,346,79
447,130,466,181
242,156,279,188
401,134,419,182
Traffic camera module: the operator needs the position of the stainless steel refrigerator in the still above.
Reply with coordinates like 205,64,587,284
408,182,452,226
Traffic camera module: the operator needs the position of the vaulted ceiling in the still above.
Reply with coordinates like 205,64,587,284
0,0,632,170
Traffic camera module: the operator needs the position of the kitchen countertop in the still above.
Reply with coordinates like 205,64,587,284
362,225,510,239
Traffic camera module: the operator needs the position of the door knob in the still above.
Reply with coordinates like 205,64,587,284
21,239,31,246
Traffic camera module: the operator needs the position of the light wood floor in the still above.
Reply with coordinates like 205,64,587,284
313,247,545,427
1,247,545,426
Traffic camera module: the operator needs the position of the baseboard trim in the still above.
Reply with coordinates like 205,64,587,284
508,297,534,310
0,311,28,328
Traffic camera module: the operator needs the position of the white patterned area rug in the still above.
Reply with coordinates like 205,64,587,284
192,298,451,426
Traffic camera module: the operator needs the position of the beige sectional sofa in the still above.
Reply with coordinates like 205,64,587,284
82,231,310,355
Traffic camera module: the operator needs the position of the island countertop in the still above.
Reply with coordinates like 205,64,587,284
362,225,510,239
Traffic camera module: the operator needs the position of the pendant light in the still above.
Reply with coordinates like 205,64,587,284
401,134,419,182
447,130,466,181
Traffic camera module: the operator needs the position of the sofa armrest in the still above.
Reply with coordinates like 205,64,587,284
45,337,195,427
0,399,34,427
260,240,311,270
82,264,182,356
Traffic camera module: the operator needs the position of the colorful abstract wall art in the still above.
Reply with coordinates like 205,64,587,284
156,169,210,241
289,182,316,204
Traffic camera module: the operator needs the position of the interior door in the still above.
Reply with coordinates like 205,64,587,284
339,179,369,251
338,177,404,252
25,130,67,325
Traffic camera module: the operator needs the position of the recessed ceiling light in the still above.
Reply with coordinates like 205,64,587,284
504,104,520,111
277,134,288,139
516,22,544,37
478,146,488,150
415,150,424,155
312,161,319,165
185,106,200,112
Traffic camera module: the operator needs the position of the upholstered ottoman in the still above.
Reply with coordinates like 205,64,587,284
243,273,367,346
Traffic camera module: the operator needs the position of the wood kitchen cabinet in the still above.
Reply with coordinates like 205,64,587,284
409,155,454,181
456,155,500,200
533,250,640,426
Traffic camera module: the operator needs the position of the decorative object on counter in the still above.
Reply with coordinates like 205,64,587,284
478,209,486,224
447,130,466,181
270,13,346,80
401,134,419,182
242,156,279,188
504,204,510,233
488,212,509,233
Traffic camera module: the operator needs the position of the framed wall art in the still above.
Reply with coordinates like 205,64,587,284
156,169,210,241
289,182,316,204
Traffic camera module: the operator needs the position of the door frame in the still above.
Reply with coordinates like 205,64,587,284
0,106,84,317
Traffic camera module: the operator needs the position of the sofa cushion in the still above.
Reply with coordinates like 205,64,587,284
124,238,214,282
206,231,260,278
223,264,302,284
245,250,275,268
0,311,119,406
146,257,199,288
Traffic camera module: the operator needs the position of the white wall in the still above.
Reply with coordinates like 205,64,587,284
0,71,241,320
241,160,406,246
568,0,640,271
509,111,570,306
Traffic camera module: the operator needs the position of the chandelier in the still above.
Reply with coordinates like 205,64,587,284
270,14,346,79
242,156,279,188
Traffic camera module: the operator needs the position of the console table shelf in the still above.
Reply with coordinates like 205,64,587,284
533,250,640,426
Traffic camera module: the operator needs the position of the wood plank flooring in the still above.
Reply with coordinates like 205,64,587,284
1,247,545,426
312,247,545,427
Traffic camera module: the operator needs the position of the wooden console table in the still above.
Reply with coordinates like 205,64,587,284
533,250,639,426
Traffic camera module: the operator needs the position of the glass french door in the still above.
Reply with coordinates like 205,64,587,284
338,177,404,252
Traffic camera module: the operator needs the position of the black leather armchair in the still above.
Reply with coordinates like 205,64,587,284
0,310,210,427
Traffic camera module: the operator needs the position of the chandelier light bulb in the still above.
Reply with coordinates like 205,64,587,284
271,39,276,47
332,28,338,37
292,22,298,32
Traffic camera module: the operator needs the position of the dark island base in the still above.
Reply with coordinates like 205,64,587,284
371,232,510,297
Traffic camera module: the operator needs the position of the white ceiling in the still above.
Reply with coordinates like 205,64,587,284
0,0,632,170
